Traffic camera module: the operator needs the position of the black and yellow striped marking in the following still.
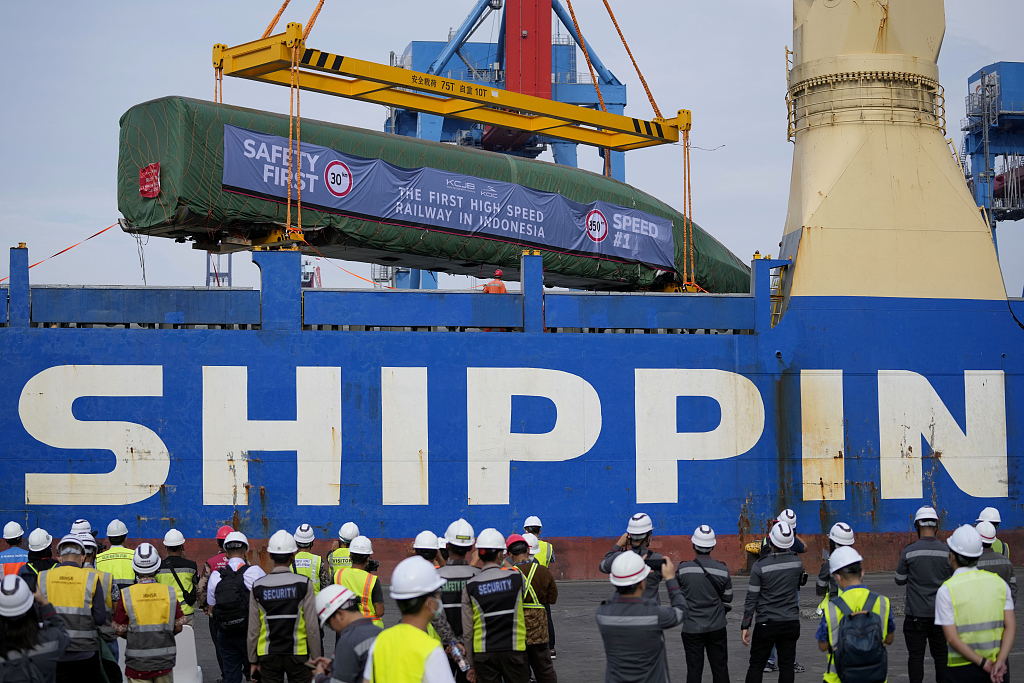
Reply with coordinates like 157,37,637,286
301,49,345,74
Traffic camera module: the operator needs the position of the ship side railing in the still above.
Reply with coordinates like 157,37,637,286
3,249,788,335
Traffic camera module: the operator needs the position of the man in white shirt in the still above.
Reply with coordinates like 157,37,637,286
935,525,1016,683
206,532,266,683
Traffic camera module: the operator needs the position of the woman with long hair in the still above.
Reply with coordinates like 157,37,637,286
0,574,70,682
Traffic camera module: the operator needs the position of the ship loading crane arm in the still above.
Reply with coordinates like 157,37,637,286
212,22,690,153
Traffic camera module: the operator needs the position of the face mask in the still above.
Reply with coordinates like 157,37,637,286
432,596,444,619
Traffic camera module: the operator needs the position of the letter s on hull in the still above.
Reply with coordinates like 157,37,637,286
466,368,601,506
20,365,168,506
635,369,765,504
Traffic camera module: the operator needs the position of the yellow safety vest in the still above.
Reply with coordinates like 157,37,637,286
95,546,135,589
292,551,323,594
122,582,177,672
370,623,440,683
945,570,1007,667
823,587,890,683
327,547,352,575
535,540,554,567
155,562,197,616
335,566,383,628
818,585,845,614
991,538,1010,560
41,566,100,652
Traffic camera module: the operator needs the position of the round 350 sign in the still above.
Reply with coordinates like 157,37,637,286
324,160,353,197
585,209,608,242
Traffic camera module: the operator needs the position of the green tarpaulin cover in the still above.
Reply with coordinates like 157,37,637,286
118,96,749,292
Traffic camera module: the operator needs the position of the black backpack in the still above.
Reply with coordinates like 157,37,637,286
213,563,251,635
831,593,888,683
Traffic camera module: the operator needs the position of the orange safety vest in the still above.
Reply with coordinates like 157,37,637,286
483,279,507,294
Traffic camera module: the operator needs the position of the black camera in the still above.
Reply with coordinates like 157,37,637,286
644,552,665,571
366,559,380,573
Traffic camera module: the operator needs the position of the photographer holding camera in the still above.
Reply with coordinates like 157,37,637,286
598,513,666,603
332,536,384,628
676,525,733,683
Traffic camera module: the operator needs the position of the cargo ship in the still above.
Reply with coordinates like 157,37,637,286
1,0,1021,577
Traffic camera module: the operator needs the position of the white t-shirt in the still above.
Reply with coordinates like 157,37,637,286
362,639,455,683
206,556,266,606
934,567,1014,625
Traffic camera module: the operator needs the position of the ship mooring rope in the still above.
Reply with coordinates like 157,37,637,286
0,224,117,283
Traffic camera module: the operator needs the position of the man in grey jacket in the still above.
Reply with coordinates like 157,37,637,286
598,513,665,603
676,525,732,683
741,521,805,683
596,550,685,683
895,506,952,683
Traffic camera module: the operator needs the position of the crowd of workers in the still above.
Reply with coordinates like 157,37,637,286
0,506,1016,683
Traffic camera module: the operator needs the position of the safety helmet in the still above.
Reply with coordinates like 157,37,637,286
294,524,316,545
413,530,439,550
316,585,359,627
976,521,998,544
828,546,864,574
349,536,373,555
947,524,983,558
163,529,186,547
56,534,85,555
692,525,717,549
610,551,651,587
768,521,795,549
106,519,129,538
70,519,92,536
132,543,161,574
627,513,654,535
78,533,97,551
0,575,34,618
28,528,52,552
828,522,855,547
977,507,1002,524
494,269,503,277
268,530,299,555
913,506,939,525
777,509,798,529
445,519,476,547
390,556,445,600
523,533,540,555
475,528,506,550
338,522,360,543
216,525,234,541
524,516,543,529
223,531,249,550
506,534,527,550
3,521,24,540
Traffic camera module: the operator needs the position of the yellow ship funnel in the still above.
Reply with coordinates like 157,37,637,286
780,0,1006,300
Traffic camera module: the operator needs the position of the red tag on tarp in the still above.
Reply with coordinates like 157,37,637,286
139,162,160,198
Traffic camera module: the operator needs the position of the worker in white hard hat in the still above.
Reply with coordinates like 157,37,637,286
95,519,135,593
292,523,332,597
414,530,447,568
815,546,894,683
976,521,1016,601
675,525,732,683
1,521,28,577
741,521,807,683
207,531,265,683
462,527,530,683
599,513,666,603
333,535,384,627
153,528,199,627
363,556,456,682
523,516,556,658
41,534,107,683
596,548,684,683
17,528,57,592
816,522,855,608
327,521,360,577
310,585,380,683
248,530,321,683
438,518,480,682
977,507,1009,559
759,509,807,559
895,505,953,683
937,525,1017,683
195,523,236,681
113,543,184,683
0,573,69,682
507,533,558,683
77,532,122,665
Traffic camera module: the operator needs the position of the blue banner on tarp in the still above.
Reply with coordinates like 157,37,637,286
222,125,675,270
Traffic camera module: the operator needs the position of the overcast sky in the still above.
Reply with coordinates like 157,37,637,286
2,1,1022,295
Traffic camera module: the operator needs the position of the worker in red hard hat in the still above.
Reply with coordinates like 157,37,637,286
483,269,508,294
196,524,236,679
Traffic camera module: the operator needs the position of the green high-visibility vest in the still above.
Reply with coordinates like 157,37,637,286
991,538,1010,560
327,547,352,575
291,551,323,594
823,587,890,683
95,546,135,590
535,540,554,567
370,623,438,683
945,570,1007,667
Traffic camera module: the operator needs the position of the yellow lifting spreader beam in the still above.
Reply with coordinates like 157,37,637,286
213,23,690,153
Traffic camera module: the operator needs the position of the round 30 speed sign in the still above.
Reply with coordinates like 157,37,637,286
324,160,353,197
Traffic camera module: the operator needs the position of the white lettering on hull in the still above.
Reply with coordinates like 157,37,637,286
800,370,846,501
381,367,429,505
